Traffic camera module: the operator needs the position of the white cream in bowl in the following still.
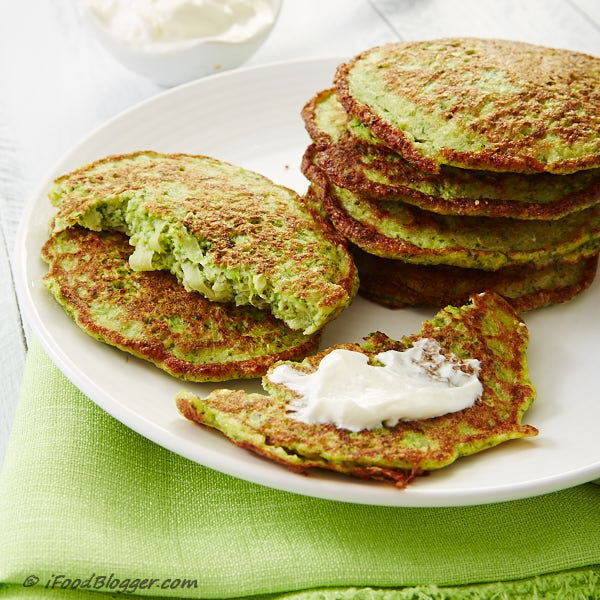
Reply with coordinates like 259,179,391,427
83,0,281,85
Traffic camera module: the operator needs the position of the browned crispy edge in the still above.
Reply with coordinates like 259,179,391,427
334,49,440,174
300,89,341,149
511,254,598,310
296,188,360,314
302,147,451,262
313,139,600,221
357,252,598,312
303,88,600,220
175,395,416,488
302,147,600,269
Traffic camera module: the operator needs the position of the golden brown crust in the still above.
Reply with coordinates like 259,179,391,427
335,39,600,174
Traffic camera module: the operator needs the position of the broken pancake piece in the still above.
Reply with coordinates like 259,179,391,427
176,292,537,488
49,151,358,334
41,226,320,381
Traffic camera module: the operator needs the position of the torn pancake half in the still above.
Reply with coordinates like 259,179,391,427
176,292,537,488
49,151,358,335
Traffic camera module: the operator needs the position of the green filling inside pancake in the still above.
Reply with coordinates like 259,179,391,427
49,151,358,335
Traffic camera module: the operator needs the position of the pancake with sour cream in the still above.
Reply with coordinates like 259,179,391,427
176,292,537,488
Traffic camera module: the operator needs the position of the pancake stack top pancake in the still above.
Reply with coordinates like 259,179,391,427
301,38,600,310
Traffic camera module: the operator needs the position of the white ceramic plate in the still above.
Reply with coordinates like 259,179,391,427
15,58,600,507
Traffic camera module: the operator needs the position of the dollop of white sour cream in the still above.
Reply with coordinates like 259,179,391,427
268,339,483,431
84,0,276,48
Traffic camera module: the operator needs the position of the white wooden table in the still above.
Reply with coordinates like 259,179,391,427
1,0,599,469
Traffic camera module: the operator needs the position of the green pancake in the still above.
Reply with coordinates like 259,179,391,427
352,245,598,312
48,151,358,335
302,89,600,220
335,39,600,174
176,292,537,488
303,152,600,270
41,227,321,381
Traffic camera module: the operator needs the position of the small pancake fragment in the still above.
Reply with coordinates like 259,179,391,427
302,89,600,220
176,292,537,488
352,246,599,312
41,227,320,382
335,39,600,174
49,151,358,335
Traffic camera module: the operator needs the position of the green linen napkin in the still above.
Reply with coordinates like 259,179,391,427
0,338,599,600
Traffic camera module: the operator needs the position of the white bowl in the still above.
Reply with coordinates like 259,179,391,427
82,0,281,86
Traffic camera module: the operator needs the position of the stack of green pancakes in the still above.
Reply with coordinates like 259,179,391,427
302,38,600,310
42,151,358,381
